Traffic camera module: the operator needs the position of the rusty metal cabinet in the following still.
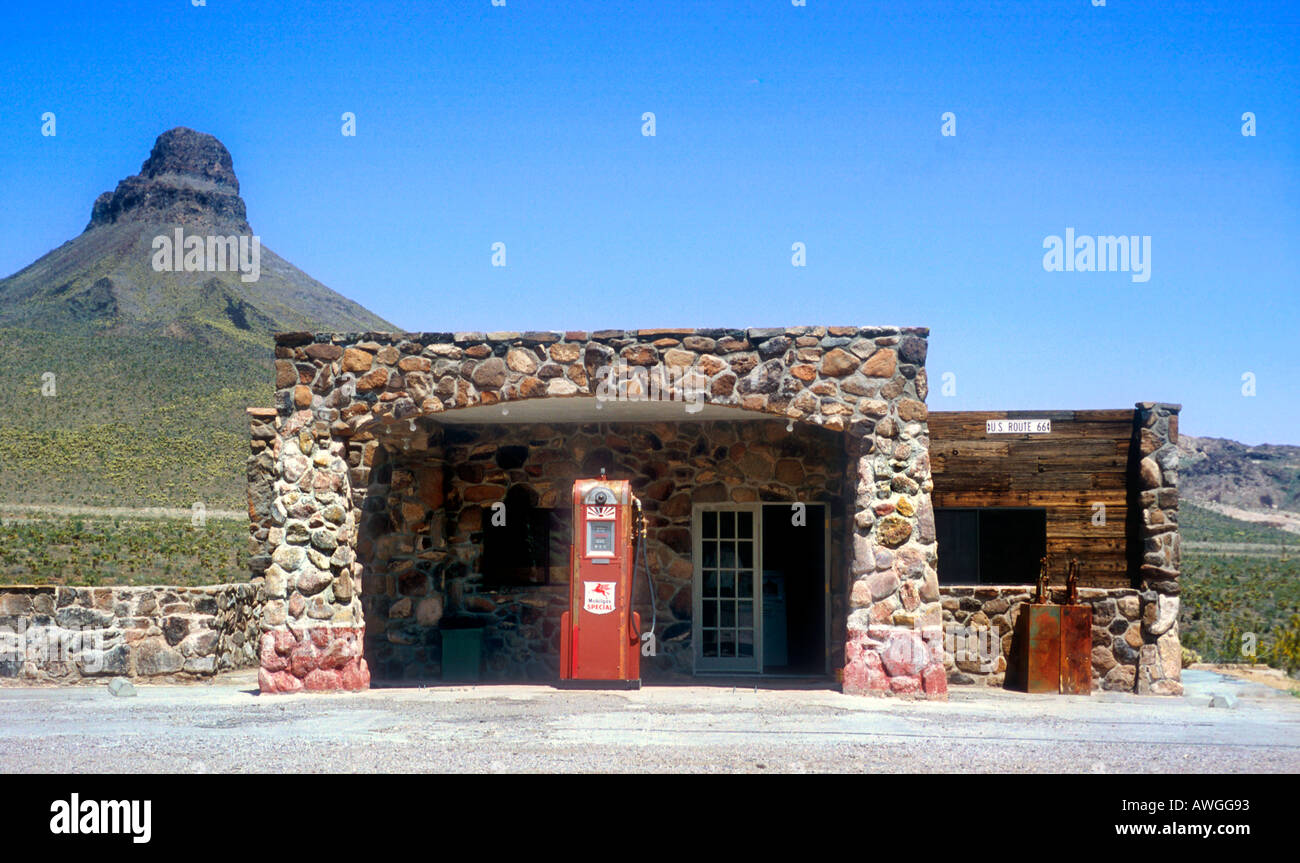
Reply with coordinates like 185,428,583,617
1059,606,1092,694
1011,604,1091,694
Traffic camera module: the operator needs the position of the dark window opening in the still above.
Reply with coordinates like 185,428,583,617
482,487,568,587
935,508,1046,585
760,504,826,675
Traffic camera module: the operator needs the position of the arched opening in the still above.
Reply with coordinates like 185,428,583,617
354,399,849,685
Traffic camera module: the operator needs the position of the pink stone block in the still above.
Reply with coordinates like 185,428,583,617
891,545,925,579
289,644,319,678
320,639,354,669
258,667,276,693
882,631,930,677
303,669,342,691
260,638,289,672
340,659,370,690
261,627,372,692
898,580,919,612
921,663,948,696
866,571,900,602
841,667,868,695
866,624,896,642
868,600,895,623
866,665,889,691
889,675,921,694
843,663,890,695
842,641,890,695
271,670,303,693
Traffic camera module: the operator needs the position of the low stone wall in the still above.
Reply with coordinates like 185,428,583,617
939,585,1179,693
0,584,263,683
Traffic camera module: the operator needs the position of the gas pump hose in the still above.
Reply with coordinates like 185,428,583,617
632,500,657,646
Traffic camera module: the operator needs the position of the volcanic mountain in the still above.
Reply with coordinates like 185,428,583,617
0,127,389,334
0,128,394,509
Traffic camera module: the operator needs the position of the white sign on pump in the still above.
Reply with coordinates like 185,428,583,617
583,582,617,615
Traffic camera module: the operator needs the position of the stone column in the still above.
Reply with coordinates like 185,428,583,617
246,407,279,580
1133,402,1183,696
257,333,369,693
841,333,946,699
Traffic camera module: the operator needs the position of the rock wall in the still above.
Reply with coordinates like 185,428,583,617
249,401,369,693
1132,402,1183,695
0,584,262,682
938,586,1147,691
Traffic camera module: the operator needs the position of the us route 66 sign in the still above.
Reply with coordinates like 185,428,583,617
986,418,1051,434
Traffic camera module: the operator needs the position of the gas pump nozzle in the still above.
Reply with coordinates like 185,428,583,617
631,498,657,643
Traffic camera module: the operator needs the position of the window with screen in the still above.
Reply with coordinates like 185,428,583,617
934,508,1046,585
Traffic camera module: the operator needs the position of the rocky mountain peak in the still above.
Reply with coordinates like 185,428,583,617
2,125,391,337
140,127,241,191
86,127,249,232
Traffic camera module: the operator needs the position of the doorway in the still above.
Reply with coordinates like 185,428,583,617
691,503,829,676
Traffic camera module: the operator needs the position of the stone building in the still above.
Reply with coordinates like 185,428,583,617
246,326,1183,698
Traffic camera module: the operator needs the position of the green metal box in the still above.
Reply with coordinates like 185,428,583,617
441,628,483,682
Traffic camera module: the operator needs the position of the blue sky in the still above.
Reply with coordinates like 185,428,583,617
1,1,1296,443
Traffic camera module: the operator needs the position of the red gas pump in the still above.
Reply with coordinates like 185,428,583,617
559,474,644,689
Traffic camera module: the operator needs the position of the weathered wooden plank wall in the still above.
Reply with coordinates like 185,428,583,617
928,409,1137,588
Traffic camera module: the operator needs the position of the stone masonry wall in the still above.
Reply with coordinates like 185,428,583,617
361,419,844,681
250,401,369,693
1132,402,1183,695
939,586,1147,692
0,584,262,683
256,326,934,695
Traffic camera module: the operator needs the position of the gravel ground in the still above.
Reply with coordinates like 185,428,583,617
1,669,1296,773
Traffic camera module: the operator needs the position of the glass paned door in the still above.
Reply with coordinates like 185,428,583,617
694,506,760,672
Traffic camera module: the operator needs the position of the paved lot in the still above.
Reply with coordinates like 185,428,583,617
1,669,1296,773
